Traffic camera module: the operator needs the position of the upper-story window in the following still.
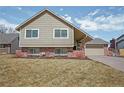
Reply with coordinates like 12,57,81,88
53,28,69,39
25,29,39,39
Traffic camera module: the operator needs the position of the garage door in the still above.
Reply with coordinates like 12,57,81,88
85,48,104,55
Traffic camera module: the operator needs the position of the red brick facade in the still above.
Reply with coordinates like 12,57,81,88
16,47,86,59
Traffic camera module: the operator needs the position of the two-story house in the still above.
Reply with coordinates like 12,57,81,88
116,34,124,49
116,34,124,56
16,9,93,56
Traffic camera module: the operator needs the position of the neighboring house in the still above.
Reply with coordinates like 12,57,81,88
116,34,124,49
85,38,109,55
0,32,19,54
116,34,124,56
16,9,93,57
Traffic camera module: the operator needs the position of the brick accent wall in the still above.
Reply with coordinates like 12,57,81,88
21,47,73,55
18,47,86,59
68,49,85,59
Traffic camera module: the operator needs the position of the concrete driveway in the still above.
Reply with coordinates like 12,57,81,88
88,56,124,72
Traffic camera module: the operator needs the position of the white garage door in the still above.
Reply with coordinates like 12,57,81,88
85,48,104,55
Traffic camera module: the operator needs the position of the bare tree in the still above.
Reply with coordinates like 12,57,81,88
0,24,8,33
0,24,17,33
7,27,15,33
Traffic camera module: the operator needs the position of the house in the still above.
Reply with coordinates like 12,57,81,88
0,32,19,54
16,9,109,57
116,34,124,49
15,9,111,57
16,9,93,57
85,38,109,55
116,34,124,56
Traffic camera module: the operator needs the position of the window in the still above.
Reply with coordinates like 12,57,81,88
28,48,40,54
0,44,5,48
55,30,61,37
54,28,68,39
25,29,39,38
61,30,67,37
55,48,68,56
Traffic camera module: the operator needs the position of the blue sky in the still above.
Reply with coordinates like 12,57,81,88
0,6,124,41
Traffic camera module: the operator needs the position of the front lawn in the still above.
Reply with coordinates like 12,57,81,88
0,55,124,87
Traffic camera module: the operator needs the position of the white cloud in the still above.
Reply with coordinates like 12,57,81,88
94,15,106,23
75,18,97,30
88,9,100,16
109,7,123,10
17,7,22,11
2,12,6,15
118,7,124,11
62,14,73,23
109,7,116,10
75,13,124,31
0,19,17,28
60,8,63,11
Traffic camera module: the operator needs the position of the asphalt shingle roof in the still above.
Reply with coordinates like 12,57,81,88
0,33,19,44
86,38,109,44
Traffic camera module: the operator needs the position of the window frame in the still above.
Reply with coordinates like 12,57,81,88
25,29,39,39
53,28,69,39
28,48,40,54
54,48,68,56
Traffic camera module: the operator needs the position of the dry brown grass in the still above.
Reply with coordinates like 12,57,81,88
0,54,124,87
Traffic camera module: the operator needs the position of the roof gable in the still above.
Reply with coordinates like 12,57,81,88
16,9,93,40
16,9,73,30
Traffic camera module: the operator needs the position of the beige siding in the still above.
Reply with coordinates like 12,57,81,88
19,13,74,47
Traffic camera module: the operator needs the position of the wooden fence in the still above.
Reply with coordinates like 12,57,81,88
0,48,8,54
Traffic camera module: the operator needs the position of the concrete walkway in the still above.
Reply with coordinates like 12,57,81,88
88,56,124,72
